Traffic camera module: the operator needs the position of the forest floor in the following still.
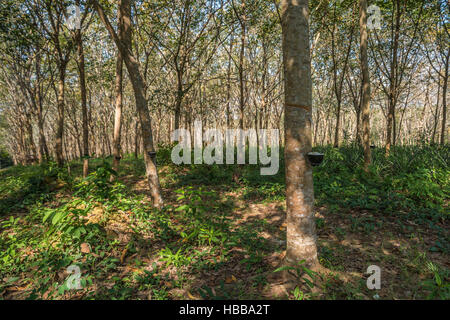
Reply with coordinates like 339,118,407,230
0,145,448,300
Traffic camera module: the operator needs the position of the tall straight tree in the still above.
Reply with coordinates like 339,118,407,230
94,0,163,207
69,0,91,177
359,0,371,170
281,0,318,268
34,50,50,163
385,0,401,155
111,2,125,181
232,0,247,130
441,53,449,145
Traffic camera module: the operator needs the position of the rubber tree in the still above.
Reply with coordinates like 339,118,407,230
359,0,371,170
111,1,125,181
281,0,318,268
94,0,163,207
67,0,91,177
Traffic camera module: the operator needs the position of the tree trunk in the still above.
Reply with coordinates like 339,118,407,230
281,0,318,268
134,120,139,159
111,6,125,181
74,30,90,177
55,63,67,167
94,0,163,207
333,100,341,147
386,0,401,155
174,75,183,130
234,1,246,130
24,112,37,164
35,52,49,163
238,22,246,130
355,108,361,144
440,52,449,145
359,0,371,170
226,34,233,128
432,79,440,144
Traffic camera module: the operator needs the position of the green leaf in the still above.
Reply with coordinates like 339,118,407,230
303,278,314,288
43,210,54,223
274,265,296,273
52,210,66,225
175,204,190,212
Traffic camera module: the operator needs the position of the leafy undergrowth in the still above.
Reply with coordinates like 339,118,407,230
0,145,448,300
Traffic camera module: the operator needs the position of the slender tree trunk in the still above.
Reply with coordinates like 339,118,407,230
386,0,401,155
281,0,318,268
167,116,172,144
226,35,233,128
134,120,139,159
74,30,90,177
36,100,49,163
174,72,183,130
432,78,440,144
112,52,124,179
440,52,449,145
333,100,341,147
355,109,361,143
261,39,268,131
19,124,26,165
236,1,246,130
359,0,371,170
24,112,36,164
111,6,125,181
35,52,49,163
239,29,245,130
94,0,163,207
55,63,67,167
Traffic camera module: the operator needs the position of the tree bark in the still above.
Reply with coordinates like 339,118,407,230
134,120,139,159
440,52,449,145
226,34,234,128
238,14,246,130
174,74,183,130
281,0,318,268
94,0,163,207
35,51,49,163
386,0,401,155
111,5,125,181
55,63,67,167
74,29,90,177
359,0,372,170
233,0,247,130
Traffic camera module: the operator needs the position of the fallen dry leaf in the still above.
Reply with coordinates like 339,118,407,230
187,291,197,300
80,243,91,254
225,275,237,284
120,248,128,264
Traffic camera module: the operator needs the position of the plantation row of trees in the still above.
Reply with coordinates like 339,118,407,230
0,0,447,273
0,0,448,169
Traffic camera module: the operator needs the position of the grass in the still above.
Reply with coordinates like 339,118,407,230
0,144,448,300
